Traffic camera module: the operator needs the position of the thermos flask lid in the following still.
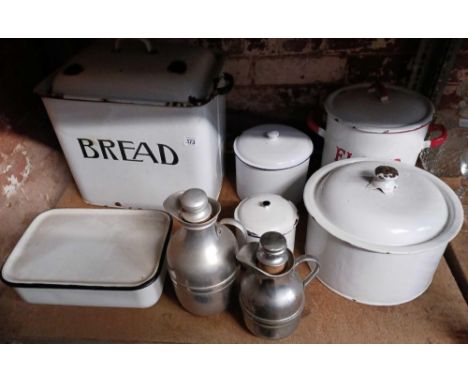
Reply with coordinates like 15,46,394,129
256,232,289,271
179,188,212,223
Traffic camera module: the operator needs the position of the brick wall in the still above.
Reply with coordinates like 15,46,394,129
165,38,421,129
438,39,468,118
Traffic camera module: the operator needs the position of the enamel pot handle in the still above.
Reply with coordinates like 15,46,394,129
294,255,320,287
424,124,448,149
307,112,326,138
219,218,248,246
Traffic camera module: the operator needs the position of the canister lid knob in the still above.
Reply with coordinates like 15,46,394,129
371,165,399,195
265,130,280,140
256,232,289,274
179,188,212,223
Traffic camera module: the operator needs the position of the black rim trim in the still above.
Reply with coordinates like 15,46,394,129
0,214,172,291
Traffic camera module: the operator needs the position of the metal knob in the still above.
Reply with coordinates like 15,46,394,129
256,232,289,274
179,188,212,223
371,165,399,195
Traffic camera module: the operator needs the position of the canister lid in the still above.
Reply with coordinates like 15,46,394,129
303,158,463,252
234,194,298,237
324,83,435,133
234,124,313,170
42,39,223,105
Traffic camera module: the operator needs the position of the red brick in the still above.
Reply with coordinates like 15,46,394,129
347,54,413,84
223,57,252,86
324,38,419,54
254,55,346,85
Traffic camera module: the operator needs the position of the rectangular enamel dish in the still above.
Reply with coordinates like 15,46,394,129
1,209,171,308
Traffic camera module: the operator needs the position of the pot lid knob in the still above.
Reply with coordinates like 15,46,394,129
265,130,280,140
370,165,399,195
256,231,289,274
179,188,212,223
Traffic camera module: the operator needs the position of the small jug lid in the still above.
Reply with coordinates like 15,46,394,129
256,232,289,273
234,194,298,237
234,124,313,170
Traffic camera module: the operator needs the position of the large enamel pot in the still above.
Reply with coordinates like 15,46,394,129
308,83,447,166
303,158,463,306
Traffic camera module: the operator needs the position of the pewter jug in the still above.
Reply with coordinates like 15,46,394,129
236,231,320,339
164,188,247,316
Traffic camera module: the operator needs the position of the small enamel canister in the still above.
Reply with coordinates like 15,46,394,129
234,193,298,252
234,124,313,204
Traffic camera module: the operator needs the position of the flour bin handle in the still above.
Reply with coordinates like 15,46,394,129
307,112,326,138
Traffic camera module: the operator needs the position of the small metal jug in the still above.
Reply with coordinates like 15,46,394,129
236,231,320,339
164,188,247,316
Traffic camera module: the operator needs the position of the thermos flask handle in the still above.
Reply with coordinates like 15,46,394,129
294,255,320,287
219,218,248,246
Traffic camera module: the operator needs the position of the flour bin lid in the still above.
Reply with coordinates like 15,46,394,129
38,39,228,105
234,124,313,170
234,194,298,237
303,158,464,253
324,83,435,133
1,209,171,289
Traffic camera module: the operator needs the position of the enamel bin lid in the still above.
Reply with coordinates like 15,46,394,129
234,124,313,170
324,83,435,133
303,158,464,253
1,209,171,289
36,39,226,105
234,194,298,237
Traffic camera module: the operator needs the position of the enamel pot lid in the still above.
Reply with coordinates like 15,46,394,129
303,158,464,254
234,194,298,237
324,83,435,133
234,124,313,170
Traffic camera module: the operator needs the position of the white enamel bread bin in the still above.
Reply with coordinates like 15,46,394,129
35,39,232,209
1,209,171,308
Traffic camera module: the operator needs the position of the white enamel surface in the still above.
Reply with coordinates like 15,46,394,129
311,160,448,246
305,215,446,305
234,194,298,251
303,158,463,254
14,267,166,308
42,95,224,209
325,83,434,132
235,156,309,205
48,39,221,104
321,116,429,166
2,209,170,288
234,124,313,170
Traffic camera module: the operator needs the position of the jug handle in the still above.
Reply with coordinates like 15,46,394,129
294,255,320,287
219,218,248,246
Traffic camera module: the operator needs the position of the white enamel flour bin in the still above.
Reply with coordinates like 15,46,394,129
35,39,231,209
308,83,448,166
